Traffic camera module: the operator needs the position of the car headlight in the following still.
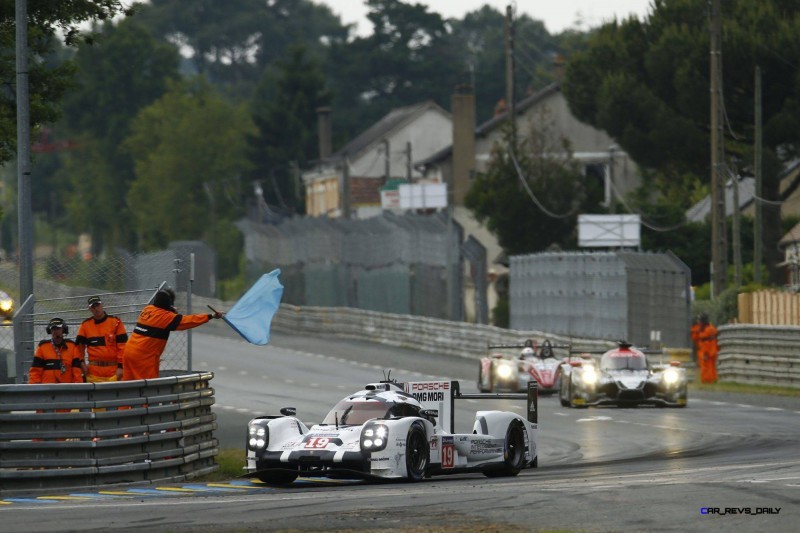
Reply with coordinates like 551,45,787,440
496,364,513,379
0,299,11,312
361,423,389,451
663,368,679,385
581,367,598,385
247,423,269,451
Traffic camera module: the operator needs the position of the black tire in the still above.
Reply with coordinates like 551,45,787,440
484,421,526,477
255,465,298,486
405,424,429,481
478,362,493,392
568,379,585,408
559,375,569,407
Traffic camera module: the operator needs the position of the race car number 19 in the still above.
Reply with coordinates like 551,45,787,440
442,436,454,468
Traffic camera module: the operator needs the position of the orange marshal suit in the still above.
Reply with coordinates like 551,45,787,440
122,305,210,380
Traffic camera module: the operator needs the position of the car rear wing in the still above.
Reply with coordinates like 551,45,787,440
404,380,538,433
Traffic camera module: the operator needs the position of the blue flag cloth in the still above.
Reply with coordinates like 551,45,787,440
223,269,284,345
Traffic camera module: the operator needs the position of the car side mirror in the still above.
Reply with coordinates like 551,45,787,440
280,407,296,417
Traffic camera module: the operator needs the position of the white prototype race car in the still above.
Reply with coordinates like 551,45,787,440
245,378,539,485
558,341,688,408
478,340,569,394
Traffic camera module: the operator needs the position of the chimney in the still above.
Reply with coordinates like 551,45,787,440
316,106,332,160
452,84,476,206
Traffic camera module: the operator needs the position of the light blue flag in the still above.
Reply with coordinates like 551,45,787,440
223,269,284,345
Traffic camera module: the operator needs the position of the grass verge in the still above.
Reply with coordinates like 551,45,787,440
690,378,800,397
199,449,246,482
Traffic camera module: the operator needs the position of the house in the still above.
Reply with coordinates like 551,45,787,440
416,82,642,323
302,101,452,219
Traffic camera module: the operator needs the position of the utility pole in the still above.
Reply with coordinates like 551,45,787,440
505,4,516,145
710,0,727,298
731,157,742,288
382,139,390,184
16,0,33,307
754,66,763,284
405,141,412,182
341,153,351,219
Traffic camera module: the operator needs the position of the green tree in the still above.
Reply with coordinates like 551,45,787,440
562,0,800,285
136,0,346,98
466,109,601,254
124,79,253,251
246,45,330,213
59,19,180,252
0,0,131,166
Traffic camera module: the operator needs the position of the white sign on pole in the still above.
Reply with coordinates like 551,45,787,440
578,214,641,248
398,183,447,209
380,189,400,209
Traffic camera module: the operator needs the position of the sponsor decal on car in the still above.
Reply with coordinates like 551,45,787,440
442,436,455,469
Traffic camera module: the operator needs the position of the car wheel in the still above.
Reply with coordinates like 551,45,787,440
559,376,569,407
255,466,298,486
478,363,490,392
484,421,526,477
405,424,429,481
568,379,584,408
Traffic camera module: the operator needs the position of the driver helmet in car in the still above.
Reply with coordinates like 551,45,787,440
520,347,535,359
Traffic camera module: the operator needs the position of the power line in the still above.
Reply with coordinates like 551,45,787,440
508,147,577,219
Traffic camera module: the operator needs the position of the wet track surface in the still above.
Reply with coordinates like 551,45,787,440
2,327,799,532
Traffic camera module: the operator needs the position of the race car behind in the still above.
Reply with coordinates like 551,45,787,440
478,339,568,393
559,341,688,408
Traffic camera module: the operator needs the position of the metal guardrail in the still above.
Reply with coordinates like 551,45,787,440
270,304,615,358
718,324,800,388
0,371,218,492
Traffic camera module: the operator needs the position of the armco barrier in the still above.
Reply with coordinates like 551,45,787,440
0,371,218,492
718,324,800,388
270,304,615,358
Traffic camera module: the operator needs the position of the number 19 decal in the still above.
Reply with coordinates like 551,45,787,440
442,443,454,468
305,437,330,448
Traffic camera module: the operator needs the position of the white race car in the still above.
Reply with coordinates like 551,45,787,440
245,379,539,485
558,341,688,408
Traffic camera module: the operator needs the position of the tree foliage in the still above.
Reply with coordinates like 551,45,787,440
563,0,800,284
124,79,253,250
246,45,330,213
0,0,131,166
465,109,603,254
59,19,180,251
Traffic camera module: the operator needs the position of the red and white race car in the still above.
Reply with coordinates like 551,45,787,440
478,340,569,394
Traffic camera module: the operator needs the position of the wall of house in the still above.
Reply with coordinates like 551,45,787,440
305,171,341,217
348,109,453,180
475,92,641,198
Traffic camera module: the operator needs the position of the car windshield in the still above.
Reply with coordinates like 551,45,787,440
321,399,393,426
601,353,647,370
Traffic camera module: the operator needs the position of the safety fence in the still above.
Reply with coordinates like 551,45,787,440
737,290,800,325
237,212,466,321
0,242,215,383
509,251,692,349
272,304,616,359
0,371,218,492
718,324,800,388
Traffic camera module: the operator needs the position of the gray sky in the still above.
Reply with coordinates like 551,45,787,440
317,0,653,35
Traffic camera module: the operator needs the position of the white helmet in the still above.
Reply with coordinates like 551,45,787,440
520,347,535,359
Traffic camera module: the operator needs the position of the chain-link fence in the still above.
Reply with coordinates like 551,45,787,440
238,211,464,320
510,251,692,348
0,241,215,383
